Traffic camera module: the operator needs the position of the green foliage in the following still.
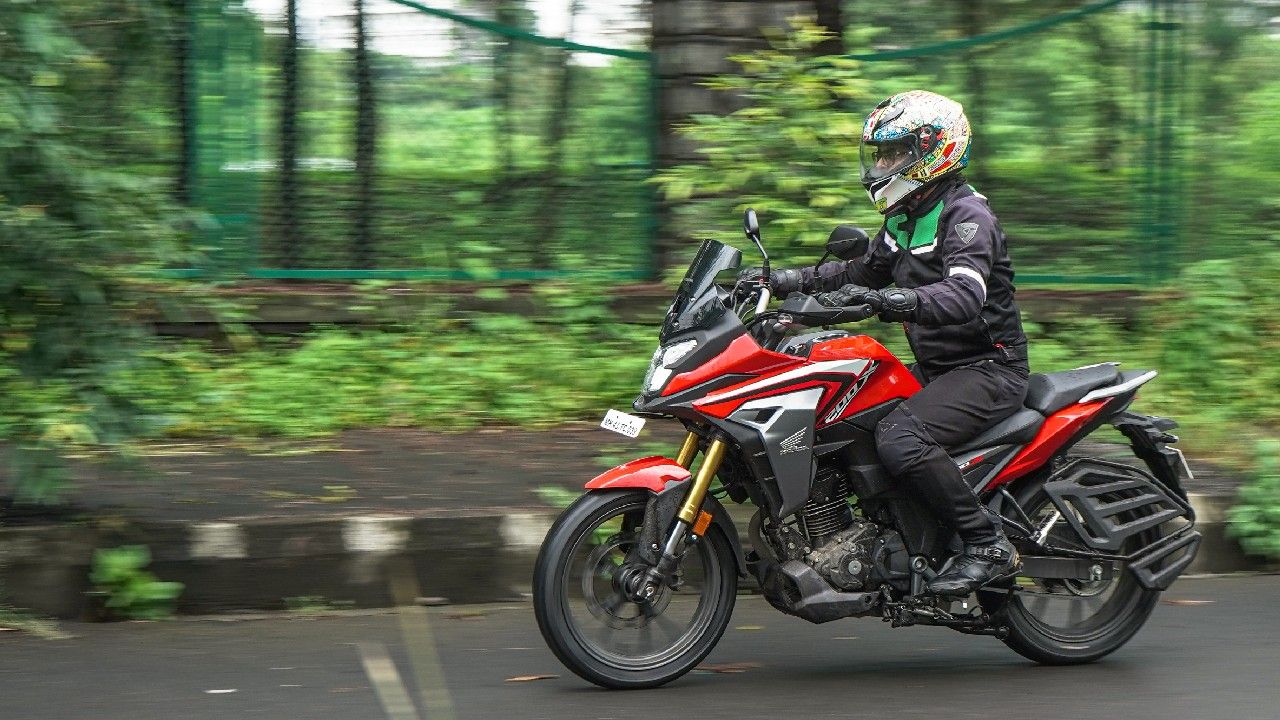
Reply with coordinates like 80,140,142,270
88,545,183,620
1228,441,1280,559
654,21,881,269
1021,249,1280,464
0,2,186,502
107,282,653,437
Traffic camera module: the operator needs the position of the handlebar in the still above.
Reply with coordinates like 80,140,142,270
742,290,876,351
775,291,877,325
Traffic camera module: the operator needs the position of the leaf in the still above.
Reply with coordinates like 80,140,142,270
505,674,559,682
696,662,762,674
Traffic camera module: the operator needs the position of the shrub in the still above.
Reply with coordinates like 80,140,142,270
88,545,183,620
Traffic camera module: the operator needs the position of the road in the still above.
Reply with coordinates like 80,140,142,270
1,576,1276,720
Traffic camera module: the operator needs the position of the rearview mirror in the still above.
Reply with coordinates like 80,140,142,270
743,208,760,241
743,208,768,279
826,225,869,261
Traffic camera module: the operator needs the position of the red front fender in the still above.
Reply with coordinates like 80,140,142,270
584,456,691,492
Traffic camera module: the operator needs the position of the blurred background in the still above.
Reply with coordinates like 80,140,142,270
0,0,1278,626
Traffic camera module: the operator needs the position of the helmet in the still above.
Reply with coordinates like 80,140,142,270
860,90,971,214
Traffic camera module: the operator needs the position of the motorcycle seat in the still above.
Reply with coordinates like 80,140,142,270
951,407,1045,454
1024,363,1121,415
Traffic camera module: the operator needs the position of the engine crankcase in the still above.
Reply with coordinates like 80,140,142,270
807,519,878,591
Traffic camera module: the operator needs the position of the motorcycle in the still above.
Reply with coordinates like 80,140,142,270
533,209,1201,689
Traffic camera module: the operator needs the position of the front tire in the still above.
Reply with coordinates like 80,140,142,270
988,478,1161,665
533,490,737,689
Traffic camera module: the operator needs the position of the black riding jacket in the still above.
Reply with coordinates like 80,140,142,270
800,181,1028,380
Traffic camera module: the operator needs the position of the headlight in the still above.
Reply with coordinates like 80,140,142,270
661,339,698,367
643,339,698,393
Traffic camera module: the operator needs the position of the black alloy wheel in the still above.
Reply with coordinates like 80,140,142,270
533,490,738,689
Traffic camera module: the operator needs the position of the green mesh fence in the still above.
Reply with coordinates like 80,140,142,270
160,0,1234,285
841,0,1188,286
187,0,654,280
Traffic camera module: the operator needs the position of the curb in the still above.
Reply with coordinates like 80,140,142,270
0,494,1273,618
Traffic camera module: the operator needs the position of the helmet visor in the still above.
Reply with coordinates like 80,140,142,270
860,136,921,182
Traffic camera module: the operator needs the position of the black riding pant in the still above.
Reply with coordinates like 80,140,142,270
874,360,1030,545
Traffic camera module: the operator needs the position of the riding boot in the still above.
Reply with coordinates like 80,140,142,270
926,535,1020,596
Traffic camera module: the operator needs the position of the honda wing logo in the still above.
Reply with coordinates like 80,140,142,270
779,428,809,455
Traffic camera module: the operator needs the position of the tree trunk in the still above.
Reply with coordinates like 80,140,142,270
493,1,518,188
959,0,988,188
1084,15,1121,172
279,0,302,268
352,0,377,269
173,0,193,203
812,0,843,56
540,0,583,270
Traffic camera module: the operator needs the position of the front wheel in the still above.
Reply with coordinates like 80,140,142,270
533,490,737,689
985,479,1161,665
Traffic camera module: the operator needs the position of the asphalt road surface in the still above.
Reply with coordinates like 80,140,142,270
2,576,1276,720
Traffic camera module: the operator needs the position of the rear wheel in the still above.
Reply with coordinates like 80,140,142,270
987,477,1161,665
533,490,738,688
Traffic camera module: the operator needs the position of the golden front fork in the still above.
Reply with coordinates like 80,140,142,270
675,431,699,468
677,437,727,525
631,434,727,602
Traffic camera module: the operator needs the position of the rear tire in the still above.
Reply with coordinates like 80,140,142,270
987,477,1161,665
533,490,738,689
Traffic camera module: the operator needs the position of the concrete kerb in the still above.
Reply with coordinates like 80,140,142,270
0,494,1272,619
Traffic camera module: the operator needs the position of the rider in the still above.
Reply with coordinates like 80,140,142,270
757,90,1029,595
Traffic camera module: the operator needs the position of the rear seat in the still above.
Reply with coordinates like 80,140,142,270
949,363,1124,454
1024,363,1121,415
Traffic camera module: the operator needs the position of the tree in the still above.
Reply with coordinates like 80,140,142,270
541,0,584,269
279,0,303,267
352,0,377,269
958,0,989,187
653,22,878,266
0,2,181,502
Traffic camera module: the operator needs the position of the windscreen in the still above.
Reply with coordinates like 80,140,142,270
660,240,742,340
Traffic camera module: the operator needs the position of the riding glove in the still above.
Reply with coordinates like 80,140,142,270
735,268,806,298
816,283,879,309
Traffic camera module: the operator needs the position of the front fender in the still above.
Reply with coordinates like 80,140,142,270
584,458,748,579
585,456,691,492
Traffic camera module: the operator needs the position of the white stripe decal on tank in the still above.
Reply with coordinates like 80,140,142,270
700,359,870,404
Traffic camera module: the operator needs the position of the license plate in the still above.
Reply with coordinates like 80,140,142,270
601,409,646,438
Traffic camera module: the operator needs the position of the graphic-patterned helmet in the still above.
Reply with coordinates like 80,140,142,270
860,90,971,214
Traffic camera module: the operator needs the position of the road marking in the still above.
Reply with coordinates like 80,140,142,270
390,561,456,720
356,643,421,720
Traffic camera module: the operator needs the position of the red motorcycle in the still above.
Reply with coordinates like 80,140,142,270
533,210,1200,689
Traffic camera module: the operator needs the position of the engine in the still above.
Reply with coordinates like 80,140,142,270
807,522,878,591
796,464,878,591
749,463,911,622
